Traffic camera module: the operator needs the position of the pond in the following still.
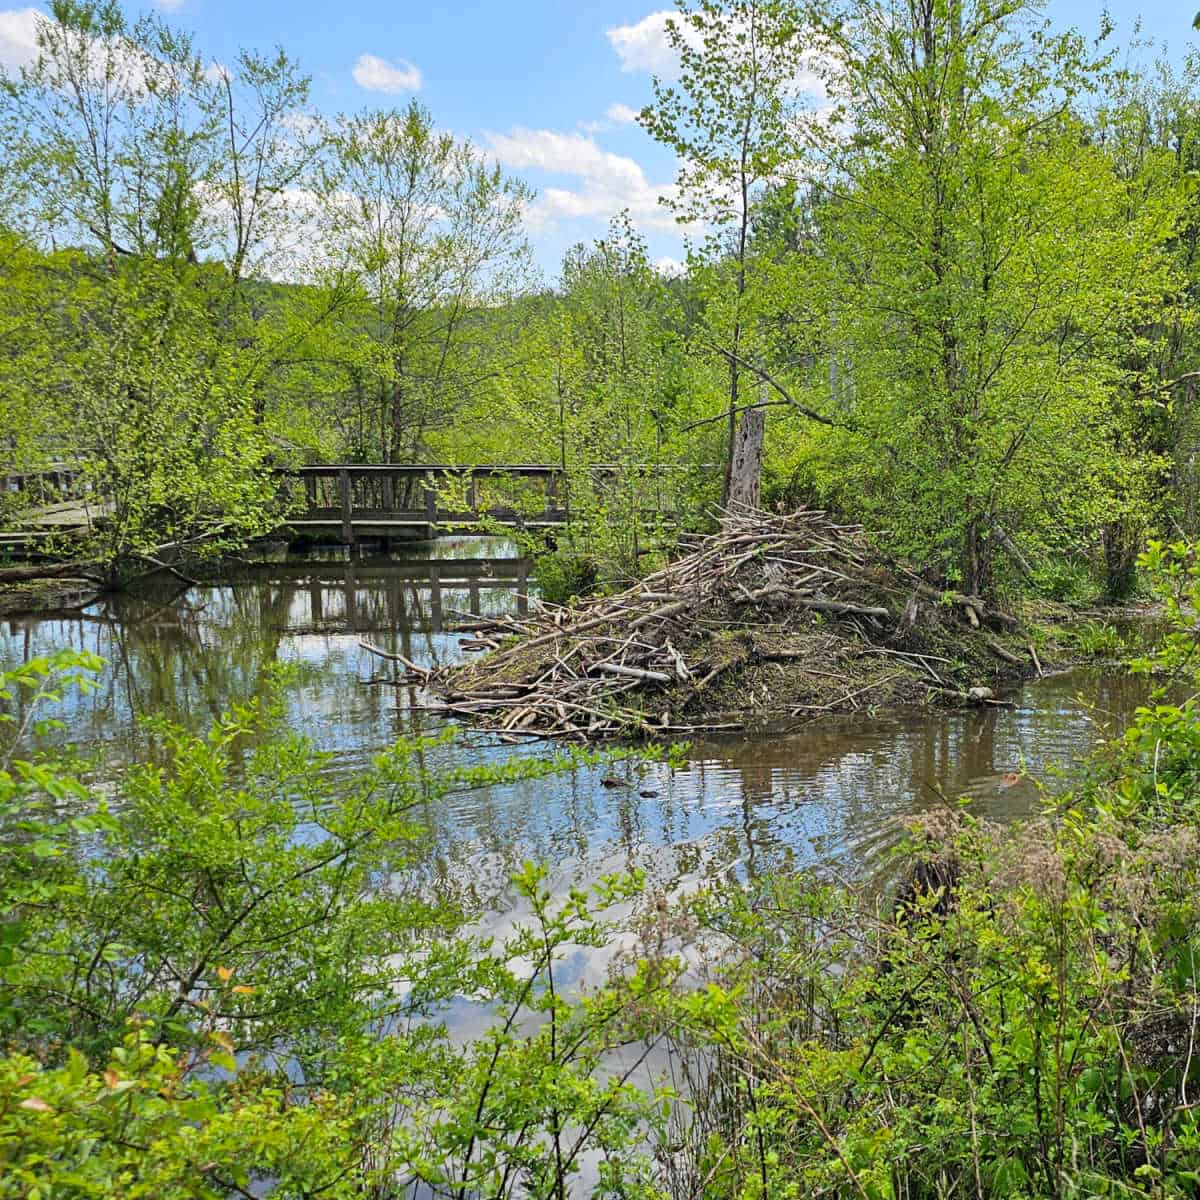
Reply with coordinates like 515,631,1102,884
0,538,1148,911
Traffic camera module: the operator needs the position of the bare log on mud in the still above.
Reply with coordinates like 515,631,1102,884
425,504,1031,741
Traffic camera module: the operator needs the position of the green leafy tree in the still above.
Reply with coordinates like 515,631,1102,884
641,0,816,503
0,2,344,580
323,102,532,465
440,215,716,592
790,0,1182,594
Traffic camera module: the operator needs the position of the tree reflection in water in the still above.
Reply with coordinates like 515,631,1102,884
0,537,1154,911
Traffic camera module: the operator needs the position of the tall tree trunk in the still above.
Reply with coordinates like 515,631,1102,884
728,394,766,509
723,342,740,503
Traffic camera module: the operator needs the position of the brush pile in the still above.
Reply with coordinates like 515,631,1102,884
407,506,1031,741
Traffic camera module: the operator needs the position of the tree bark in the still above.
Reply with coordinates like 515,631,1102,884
728,391,766,509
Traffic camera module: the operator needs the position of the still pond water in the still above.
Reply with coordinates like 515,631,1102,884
0,538,1149,910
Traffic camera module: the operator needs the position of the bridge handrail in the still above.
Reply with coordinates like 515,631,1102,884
278,462,719,477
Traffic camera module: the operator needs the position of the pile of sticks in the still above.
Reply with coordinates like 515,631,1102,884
378,505,1024,741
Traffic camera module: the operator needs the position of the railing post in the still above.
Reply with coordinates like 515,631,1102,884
466,474,477,513
424,470,438,534
339,469,354,546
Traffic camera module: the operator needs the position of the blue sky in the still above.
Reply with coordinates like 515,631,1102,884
0,1,1194,278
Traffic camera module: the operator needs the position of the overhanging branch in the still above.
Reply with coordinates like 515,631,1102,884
697,339,851,430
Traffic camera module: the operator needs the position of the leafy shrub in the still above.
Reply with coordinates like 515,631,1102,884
1032,556,1102,605
534,544,600,604
633,540,1200,1198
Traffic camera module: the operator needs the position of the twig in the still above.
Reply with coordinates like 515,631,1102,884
358,641,429,678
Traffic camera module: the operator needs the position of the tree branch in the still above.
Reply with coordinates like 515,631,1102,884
697,339,850,430
680,399,791,432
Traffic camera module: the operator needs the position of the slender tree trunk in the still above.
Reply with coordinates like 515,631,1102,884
724,347,740,503
389,381,404,464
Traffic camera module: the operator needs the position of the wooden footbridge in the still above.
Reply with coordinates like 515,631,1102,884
282,464,568,545
2,463,573,556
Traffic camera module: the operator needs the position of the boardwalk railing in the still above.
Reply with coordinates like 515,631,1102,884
2,463,87,500
2,461,712,556
278,464,569,544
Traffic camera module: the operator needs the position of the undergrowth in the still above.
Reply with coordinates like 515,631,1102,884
2,541,1200,1197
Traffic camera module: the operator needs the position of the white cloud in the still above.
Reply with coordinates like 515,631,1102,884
606,10,695,76
577,103,638,135
0,7,165,92
485,125,692,236
653,254,685,277
608,8,832,112
0,7,43,73
605,101,639,125
352,52,423,94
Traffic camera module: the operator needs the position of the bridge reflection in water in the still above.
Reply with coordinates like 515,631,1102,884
235,551,532,636
0,535,1154,913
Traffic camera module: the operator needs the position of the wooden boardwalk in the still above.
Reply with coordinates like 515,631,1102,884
0,500,112,556
2,460,704,556
1,465,102,556
1,463,569,556
282,464,567,545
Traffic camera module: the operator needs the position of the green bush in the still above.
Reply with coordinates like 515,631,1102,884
533,544,600,605
635,540,1200,1198
1032,556,1102,605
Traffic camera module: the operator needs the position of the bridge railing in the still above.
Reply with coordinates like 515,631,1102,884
274,462,722,544
276,464,567,542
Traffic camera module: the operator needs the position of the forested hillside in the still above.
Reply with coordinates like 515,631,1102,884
3,0,1200,598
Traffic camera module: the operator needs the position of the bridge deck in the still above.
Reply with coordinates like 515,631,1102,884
2,462,690,556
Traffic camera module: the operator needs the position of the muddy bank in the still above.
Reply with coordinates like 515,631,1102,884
412,506,1040,740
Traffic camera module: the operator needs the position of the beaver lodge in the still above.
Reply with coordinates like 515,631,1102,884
392,505,1038,741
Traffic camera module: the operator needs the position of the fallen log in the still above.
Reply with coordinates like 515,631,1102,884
984,635,1022,666
592,662,673,684
0,561,104,584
